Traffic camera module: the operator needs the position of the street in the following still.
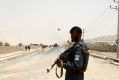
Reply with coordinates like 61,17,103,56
0,47,119,80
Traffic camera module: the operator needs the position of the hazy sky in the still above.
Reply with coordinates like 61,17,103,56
0,0,118,45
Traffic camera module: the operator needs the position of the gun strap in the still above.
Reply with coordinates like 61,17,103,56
55,60,63,78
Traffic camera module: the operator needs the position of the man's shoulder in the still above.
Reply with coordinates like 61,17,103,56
74,41,85,48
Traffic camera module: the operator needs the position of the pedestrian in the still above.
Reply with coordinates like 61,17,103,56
25,46,28,51
55,26,89,80
28,45,31,51
42,45,44,52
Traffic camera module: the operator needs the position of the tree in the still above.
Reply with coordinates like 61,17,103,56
0,42,3,46
18,43,23,47
4,42,10,46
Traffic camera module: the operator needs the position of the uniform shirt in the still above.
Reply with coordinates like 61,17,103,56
60,41,84,72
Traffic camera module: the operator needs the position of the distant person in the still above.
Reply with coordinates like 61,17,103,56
25,46,28,51
55,26,89,80
42,45,44,52
28,45,31,51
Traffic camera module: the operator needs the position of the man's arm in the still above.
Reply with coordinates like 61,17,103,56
63,46,84,71
59,47,71,61
54,48,71,66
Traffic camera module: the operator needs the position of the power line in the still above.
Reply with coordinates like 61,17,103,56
89,0,113,27
90,7,109,27
96,12,117,27
98,12,116,24
90,10,116,29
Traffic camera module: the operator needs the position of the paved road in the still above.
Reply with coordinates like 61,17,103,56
0,47,119,80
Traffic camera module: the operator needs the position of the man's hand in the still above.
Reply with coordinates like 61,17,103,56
54,57,60,64
54,57,61,67
57,60,62,67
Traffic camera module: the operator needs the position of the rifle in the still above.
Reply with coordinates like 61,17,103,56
46,58,63,78
47,61,56,73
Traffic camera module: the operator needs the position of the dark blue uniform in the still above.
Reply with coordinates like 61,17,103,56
60,41,85,80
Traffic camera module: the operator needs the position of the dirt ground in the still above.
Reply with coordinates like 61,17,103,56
0,46,41,54
0,46,24,54
0,47,119,80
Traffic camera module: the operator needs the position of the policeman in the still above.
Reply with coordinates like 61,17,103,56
56,26,85,80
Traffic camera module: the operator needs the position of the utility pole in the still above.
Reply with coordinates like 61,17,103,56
82,29,86,40
110,0,119,59
82,29,85,40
